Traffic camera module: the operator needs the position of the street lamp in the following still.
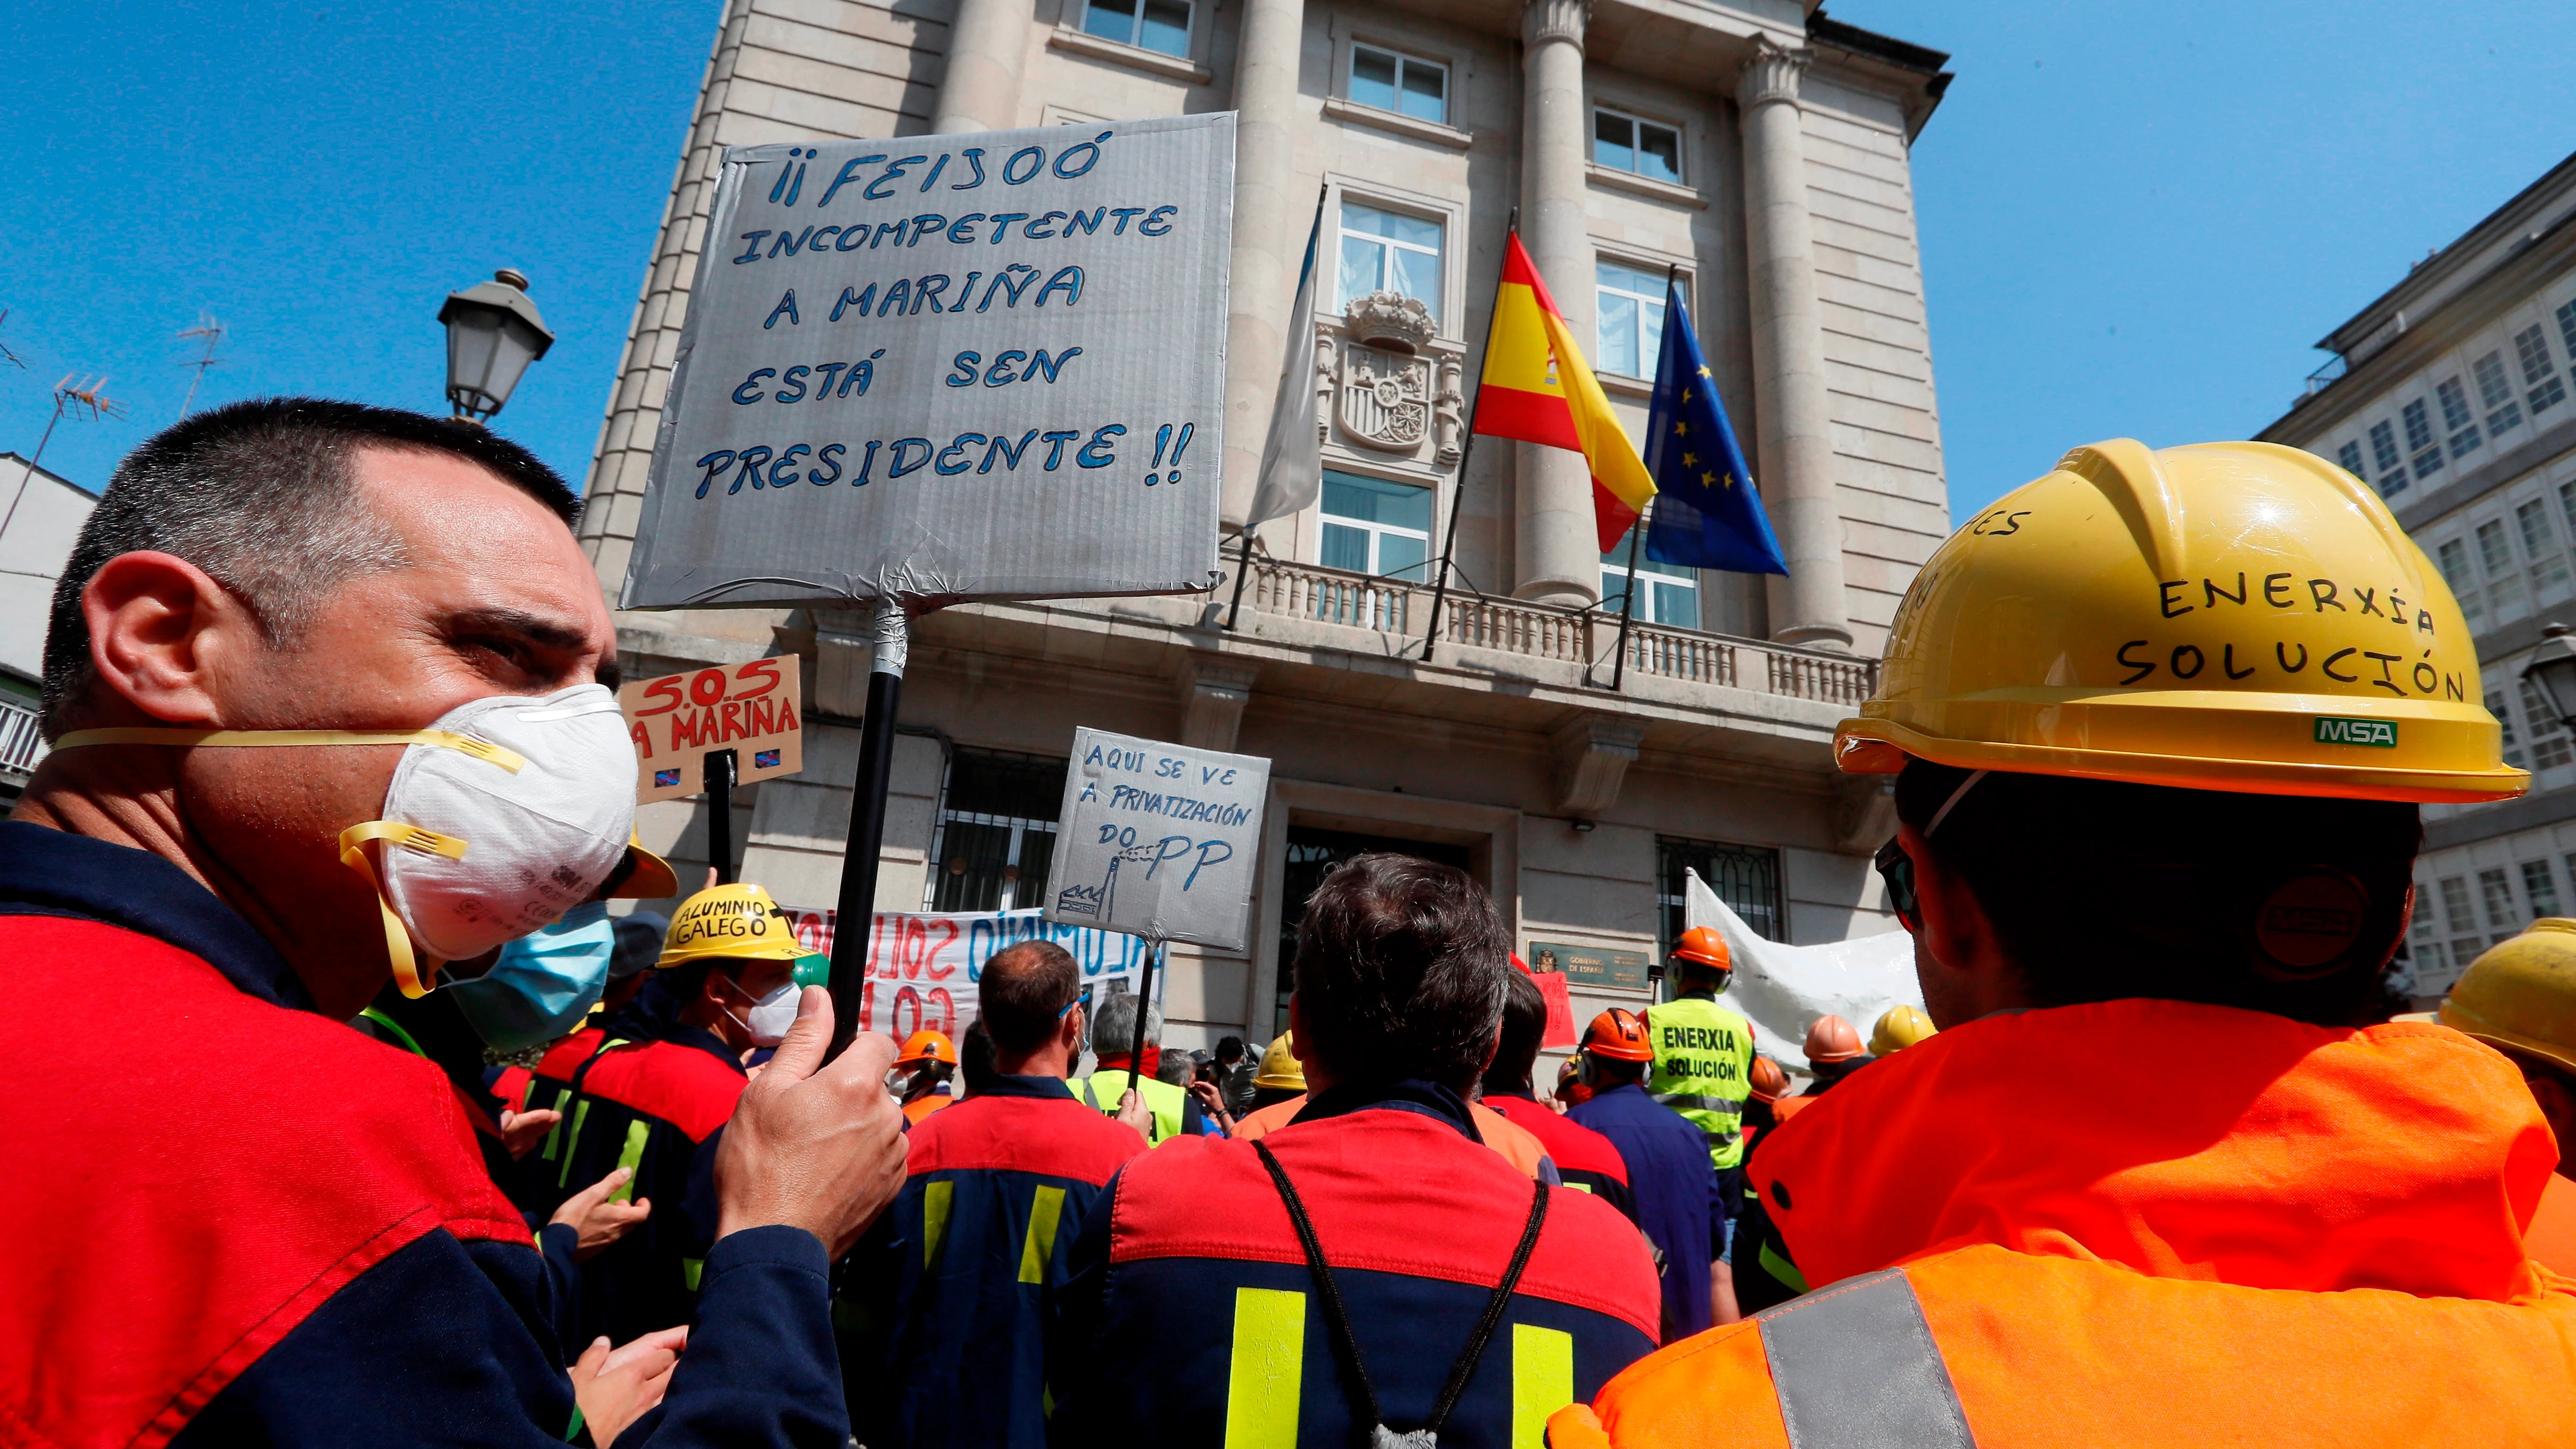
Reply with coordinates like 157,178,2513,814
438,267,554,422
2522,623,2576,733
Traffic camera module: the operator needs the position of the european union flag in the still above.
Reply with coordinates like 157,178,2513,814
1642,285,1787,574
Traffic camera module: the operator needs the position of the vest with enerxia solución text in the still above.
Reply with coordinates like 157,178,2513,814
1644,994,1754,1170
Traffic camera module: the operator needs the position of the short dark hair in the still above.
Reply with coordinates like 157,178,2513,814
1897,758,2418,1027
1293,853,1511,1091
43,397,580,736
979,940,1078,1055
1215,1034,1247,1064
1481,968,1548,1097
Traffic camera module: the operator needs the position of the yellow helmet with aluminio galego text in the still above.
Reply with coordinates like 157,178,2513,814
658,882,828,983
1835,440,2526,803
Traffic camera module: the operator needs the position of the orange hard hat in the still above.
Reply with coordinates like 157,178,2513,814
1804,1014,1864,1064
1747,1054,1789,1105
896,1029,958,1067
1671,926,1731,973
1582,1008,1655,1063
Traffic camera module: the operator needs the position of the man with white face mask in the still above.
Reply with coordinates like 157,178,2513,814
533,883,823,1347
0,399,908,1449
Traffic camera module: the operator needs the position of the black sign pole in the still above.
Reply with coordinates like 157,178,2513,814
827,601,909,1060
704,749,739,885
1127,937,1164,1112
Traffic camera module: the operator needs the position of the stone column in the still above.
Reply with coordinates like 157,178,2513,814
1513,0,1600,607
1219,0,1309,530
931,0,1030,133
1737,37,1852,649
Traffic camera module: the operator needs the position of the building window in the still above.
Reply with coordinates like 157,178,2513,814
1336,202,1442,320
925,748,1066,913
2437,377,2482,458
2479,519,2528,619
2437,536,2485,626
2480,867,2520,934
2402,398,2444,481
1602,518,1699,628
2519,498,2571,599
2367,419,2407,497
2336,441,2365,477
1595,261,1673,379
1349,44,1446,123
2528,860,2566,919
2559,299,2576,369
1658,837,1781,957
2523,678,2575,770
2476,349,2525,435
2560,480,2576,549
1594,107,1681,185
2441,875,2484,968
1319,470,1433,581
2492,689,2527,768
2516,324,2566,414
1081,0,1191,56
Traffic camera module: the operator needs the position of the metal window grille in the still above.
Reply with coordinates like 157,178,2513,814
2524,860,2563,919
924,749,1068,913
1658,837,1783,954
2517,325,2566,413
2522,678,2574,770
2476,350,2525,433
2480,867,2519,930
2437,377,2482,457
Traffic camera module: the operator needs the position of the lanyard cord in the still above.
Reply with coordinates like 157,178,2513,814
1251,1138,1550,1442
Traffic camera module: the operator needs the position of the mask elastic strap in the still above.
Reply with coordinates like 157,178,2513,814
338,821,467,999
50,726,527,774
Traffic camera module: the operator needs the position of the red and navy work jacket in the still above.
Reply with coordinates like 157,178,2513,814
498,1024,610,1215
530,998,750,1348
1481,1092,1638,1223
845,1072,1147,1449
0,823,847,1448
1568,1080,1727,1341
1046,1081,1661,1447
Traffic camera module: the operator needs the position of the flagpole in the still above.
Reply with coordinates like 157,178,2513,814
1421,208,1517,666
1610,263,1682,692
1222,527,1256,630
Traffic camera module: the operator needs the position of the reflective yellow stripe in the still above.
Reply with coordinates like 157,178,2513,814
610,1120,650,1203
356,1007,426,1058
1223,1287,1304,1449
682,1257,703,1291
556,1099,592,1188
539,1088,572,1159
923,1179,954,1267
1760,1238,1811,1296
52,725,526,773
1511,1323,1574,1449
1019,1185,1068,1284
1564,1181,1593,1193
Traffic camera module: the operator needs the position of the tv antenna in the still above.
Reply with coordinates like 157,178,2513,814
176,316,224,417
5,375,126,538
0,310,25,372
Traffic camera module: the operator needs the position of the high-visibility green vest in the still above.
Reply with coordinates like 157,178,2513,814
1646,994,1755,1170
1080,1069,1189,1143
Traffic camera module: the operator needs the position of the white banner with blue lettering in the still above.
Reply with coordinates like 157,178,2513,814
621,113,1236,608
779,904,1163,1045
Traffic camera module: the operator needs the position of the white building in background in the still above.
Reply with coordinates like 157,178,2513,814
2260,152,2576,1002
0,453,93,801
574,0,1954,1048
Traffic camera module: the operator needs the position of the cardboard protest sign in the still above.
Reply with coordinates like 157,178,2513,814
620,656,805,802
1042,727,1268,951
620,114,1235,610
778,904,1162,1042
1529,969,1578,1048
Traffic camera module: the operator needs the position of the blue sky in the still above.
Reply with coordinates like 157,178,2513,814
4,1,2575,524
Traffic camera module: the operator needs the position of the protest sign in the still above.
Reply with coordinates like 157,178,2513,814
620,113,1236,610
1042,727,1269,951
619,656,805,802
1686,869,1922,1070
1529,969,1577,1049
779,904,1162,1042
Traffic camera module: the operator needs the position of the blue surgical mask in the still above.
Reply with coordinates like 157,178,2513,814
448,901,616,1051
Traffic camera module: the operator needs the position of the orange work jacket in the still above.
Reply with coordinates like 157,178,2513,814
1552,999,2576,1447
1232,1091,1553,1178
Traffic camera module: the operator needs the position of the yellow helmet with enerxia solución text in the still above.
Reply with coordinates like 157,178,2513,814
1835,440,2526,803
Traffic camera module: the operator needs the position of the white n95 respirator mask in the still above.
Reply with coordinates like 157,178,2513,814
55,682,639,998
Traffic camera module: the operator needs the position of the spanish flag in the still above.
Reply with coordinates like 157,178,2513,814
1473,231,1657,551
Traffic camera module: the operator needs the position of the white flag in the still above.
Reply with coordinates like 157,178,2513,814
1685,869,1923,1070
1244,193,1326,532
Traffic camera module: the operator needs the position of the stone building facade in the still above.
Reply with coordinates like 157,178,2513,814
2260,152,2576,1004
575,0,1953,1048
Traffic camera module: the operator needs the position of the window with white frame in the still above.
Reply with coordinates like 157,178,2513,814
1335,202,1442,320
926,749,1066,913
1596,261,1674,379
2442,874,2485,967
2437,376,2482,459
2479,518,2528,619
2481,866,2520,941
1594,107,1681,185
1081,0,1191,55
1601,518,1699,628
1318,470,1433,581
2402,398,2444,481
2367,419,2407,496
2524,860,2562,928
2492,689,2528,768
2558,299,2576,368
2523,678,2576,771
1349,44,1446,123
2437,536,2485,626
2517,324,2567,415
2477,349,2526,435
2559,480,2576,547
2336,441,2366,478
2519,498,2571,598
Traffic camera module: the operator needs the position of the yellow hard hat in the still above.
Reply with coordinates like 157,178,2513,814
658,882,824,978
1835,439,2525,804
1869,1004,1937,1056
2438,918,2576,1075
1254,1031,1305,1091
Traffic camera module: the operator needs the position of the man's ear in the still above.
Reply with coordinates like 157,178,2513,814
81,551,260,727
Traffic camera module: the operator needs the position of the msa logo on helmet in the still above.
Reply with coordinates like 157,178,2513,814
2313,716,2398,748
